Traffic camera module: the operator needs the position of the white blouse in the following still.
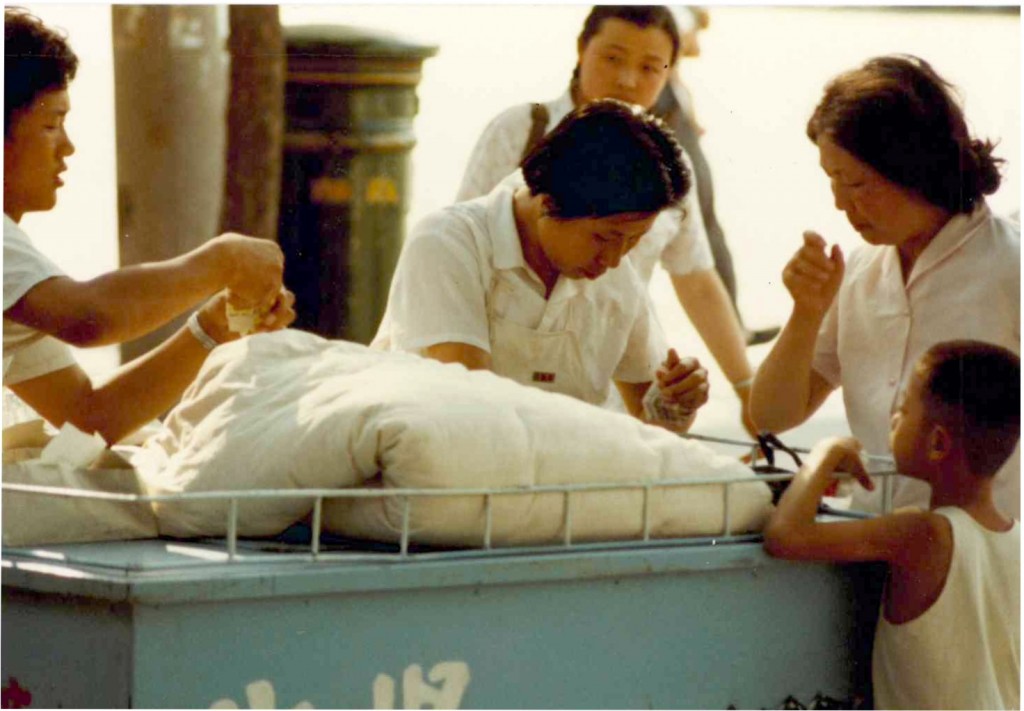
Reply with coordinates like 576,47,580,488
813,203,1020,516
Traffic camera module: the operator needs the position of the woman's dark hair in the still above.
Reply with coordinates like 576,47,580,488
521,99,690,219
570,6,680,98
807,55,1002,214
916,340,1020,478
578,6,680,62
5,7,78,137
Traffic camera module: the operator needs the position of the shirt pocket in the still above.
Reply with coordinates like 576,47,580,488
565,295,634,392
487,275,519,322
488,272,549,329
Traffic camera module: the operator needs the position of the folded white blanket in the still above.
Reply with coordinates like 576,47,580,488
3,422,158,547
137,330,773,544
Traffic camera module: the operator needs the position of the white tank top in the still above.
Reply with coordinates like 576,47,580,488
872,507,1020,709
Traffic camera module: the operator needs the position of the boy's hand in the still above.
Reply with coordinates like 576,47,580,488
783,231,845,317
657,348,709,413
209,232,286,311
812,436,875,491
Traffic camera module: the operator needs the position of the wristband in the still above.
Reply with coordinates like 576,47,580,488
732,377,754,392
187,311,219,351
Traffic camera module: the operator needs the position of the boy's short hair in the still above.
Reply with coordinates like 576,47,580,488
520,99,690,220
917,340,1020,477
5,7,78,137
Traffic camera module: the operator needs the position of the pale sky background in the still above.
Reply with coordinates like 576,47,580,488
15,4,1022,448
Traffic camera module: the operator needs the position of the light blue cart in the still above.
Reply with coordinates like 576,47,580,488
2,521,883,709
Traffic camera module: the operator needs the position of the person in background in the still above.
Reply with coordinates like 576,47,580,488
3,8,296,445
750,55,1019,517
455,5,759,436
764,340,1019,710
653,5,780,347
375,100,709,431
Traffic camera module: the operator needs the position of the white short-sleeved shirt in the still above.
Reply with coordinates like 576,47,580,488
3,214,76,385
872,507,1020,710
455,90,714,283
813,204,1020,515
372,182,667,402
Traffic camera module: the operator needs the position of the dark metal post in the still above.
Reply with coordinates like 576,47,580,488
279,25,437,343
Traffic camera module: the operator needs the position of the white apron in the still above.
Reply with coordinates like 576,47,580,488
486,273,607,406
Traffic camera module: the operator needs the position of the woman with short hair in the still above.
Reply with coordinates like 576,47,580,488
374,99,709,429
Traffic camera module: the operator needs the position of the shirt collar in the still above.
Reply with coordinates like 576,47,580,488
488,182,528,271
3,214,36,250
906,202,991,287
548,272,587,303
485,180,591,303
4,213,27,239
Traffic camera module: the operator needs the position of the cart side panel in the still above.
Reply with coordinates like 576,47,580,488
1,587,133,708
129,557,880,709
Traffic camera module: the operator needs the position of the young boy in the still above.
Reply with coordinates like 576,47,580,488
764,340,1020,710
4,8,295,445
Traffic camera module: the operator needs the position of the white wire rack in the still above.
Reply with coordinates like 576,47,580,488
2,433,899,562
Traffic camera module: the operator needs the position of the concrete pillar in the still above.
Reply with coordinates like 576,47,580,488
220,6,285,239
112,5,229,361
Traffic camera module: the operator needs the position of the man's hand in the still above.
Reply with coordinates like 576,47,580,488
207,232,286,312
196,287,296,345
657,348,709,414
254,287,297,333
782,231,845,317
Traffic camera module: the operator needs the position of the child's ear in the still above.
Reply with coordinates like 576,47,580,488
927,424,953,462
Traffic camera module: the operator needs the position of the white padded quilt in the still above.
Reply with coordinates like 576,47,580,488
136,330,773,544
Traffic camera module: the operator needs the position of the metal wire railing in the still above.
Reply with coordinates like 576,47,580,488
2,433,899,562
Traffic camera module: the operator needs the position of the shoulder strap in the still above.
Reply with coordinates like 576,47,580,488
520,103,550,162
655,99,693,142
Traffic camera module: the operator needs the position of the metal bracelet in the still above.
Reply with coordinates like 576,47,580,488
186,311,219,351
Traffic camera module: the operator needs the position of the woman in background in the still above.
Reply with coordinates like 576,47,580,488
456,5,759,436
653,6,779,347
